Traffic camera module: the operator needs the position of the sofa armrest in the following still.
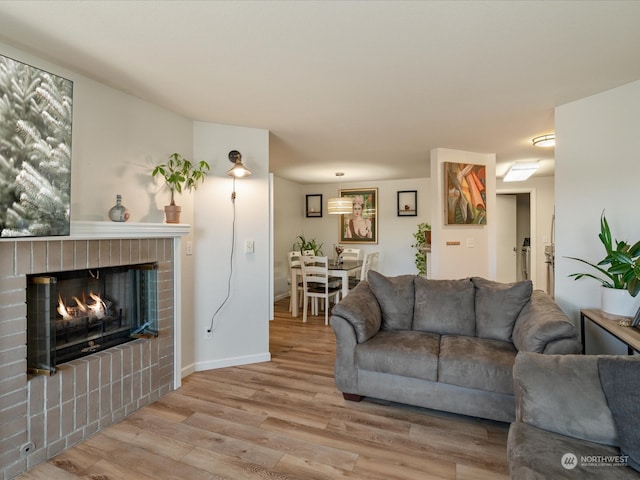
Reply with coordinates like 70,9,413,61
513,352,618,446
330,316,359,393
512,290,581,353
330,281,382,343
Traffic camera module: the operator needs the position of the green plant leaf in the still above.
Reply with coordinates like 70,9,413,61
151,153,210,201
566,211,640,293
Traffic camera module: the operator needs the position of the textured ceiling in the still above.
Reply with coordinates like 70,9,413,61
1,1,639,183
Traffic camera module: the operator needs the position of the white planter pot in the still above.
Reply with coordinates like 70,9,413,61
601,286,640,318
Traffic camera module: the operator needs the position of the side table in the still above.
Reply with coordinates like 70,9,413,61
580,308,640,355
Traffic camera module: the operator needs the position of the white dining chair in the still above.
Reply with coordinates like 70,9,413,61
300,256,341,325
287,251,303,312
349,251,379,288
342,248,361,261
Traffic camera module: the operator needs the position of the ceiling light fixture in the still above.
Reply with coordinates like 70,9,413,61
532,134,555,148
503,162,539,182
327,173,352,214
226,150,252,178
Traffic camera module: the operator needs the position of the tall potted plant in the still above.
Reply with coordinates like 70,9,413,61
152,153,210,223
567,211,640,317
411,222,431,276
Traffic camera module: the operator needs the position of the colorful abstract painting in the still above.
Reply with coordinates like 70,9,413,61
444,162,486,225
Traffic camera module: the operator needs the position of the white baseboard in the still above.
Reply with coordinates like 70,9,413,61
181,362,196,378
193,352,272,372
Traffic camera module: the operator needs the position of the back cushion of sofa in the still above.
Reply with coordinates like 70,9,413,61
472,277,532,342
412,277,475,335
367,271,415,330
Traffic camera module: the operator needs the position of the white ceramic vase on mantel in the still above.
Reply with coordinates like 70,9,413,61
600,286,640,318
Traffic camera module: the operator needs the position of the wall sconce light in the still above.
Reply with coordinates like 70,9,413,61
532,134,555,147
327,172,352,214
503,162,539,182
226,150,252,178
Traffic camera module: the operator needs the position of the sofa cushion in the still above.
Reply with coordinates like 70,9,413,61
413,277,475,336
598,357,640,472
508,421,636,480
367,271,415,330
356,330,440,382
512,291,580,353
472,277,532,342
438,335,517,395
514,353,618,445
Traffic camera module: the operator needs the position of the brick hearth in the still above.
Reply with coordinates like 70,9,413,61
0,230,182,480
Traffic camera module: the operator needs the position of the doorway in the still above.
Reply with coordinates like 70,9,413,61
496,190,536,288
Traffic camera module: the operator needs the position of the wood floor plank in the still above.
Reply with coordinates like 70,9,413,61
100,422,193,461
273,452,370,480
180,445,287,480
14,462,84,480
456,462,510,480
182,411,358,470
72,456,162,480
15,298,509,480
177,381,331,430
354,454,455,480
125,410,284,469
260,416,459,475
156,391,268,427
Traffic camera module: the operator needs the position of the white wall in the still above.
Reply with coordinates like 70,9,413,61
555,80,640,354
0,41,199,376
430,148,496,280
192,122,271,371
273,176,304,299
272,177,431,299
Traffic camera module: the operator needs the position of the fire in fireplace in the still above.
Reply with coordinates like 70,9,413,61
27,263,159,375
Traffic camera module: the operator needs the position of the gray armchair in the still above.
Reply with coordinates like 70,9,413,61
507,352,640,479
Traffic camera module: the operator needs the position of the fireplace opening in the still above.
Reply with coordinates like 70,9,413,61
27,263,158,375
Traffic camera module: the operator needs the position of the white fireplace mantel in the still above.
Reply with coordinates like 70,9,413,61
71,220,190,239
6,221,190,241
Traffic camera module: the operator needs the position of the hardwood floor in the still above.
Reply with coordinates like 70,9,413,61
16,299,510,480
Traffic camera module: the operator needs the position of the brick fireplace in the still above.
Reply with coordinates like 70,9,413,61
0,222,187,480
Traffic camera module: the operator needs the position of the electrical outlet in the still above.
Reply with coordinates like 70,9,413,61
186,241,193,256
245,240,255,253
205,329,212,339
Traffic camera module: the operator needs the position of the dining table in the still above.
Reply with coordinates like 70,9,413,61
290,259,363,318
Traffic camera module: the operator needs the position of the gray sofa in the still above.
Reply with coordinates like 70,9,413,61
330,271,581,423
508,352,640,479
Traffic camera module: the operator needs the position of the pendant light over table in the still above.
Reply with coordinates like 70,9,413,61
327,172,352,214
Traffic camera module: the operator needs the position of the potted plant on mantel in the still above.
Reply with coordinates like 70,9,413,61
151,153,210,223
567,211,640,317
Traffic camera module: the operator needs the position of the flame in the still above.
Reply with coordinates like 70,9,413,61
57,292,107,320
87,292,107,319
57,295,73,320
73,296,87,313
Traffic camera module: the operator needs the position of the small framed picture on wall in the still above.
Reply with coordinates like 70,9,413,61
306,194,322,217
397,190,417,216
